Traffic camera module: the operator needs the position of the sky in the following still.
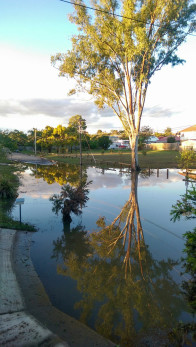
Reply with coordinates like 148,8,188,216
0,0,195,134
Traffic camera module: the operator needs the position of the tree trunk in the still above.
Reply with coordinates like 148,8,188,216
130,135,140,171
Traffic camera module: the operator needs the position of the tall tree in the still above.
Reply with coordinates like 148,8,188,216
68,115,87,132
164,127,173,137
51,0,195,170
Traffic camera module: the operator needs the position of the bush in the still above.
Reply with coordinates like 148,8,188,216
178,149,196,172
0,178,18,199
167,136,175,143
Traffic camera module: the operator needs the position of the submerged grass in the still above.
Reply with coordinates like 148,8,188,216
45,150,182,169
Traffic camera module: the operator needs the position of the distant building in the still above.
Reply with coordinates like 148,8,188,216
157,136,180,143
147,136,158,143
180,125,196,150
109,136,130,149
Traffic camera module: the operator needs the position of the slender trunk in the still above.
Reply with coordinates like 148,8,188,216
129,134,140,171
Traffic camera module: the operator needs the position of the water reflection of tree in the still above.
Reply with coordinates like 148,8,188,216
52,224,92,263
53,171,185,346
171,183,196,313
30,163,87,186
50,181,91,223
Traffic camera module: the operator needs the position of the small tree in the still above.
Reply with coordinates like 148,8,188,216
50,182,91,222
138,126,153,149
178,149,196,174
97,135,112,150
167,136,176,143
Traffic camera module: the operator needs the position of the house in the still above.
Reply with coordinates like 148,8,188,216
146,136,158,143
157,136,180,143
180,125,196,150
109,136,130,149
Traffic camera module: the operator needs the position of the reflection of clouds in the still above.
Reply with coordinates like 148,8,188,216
87,168,183,190
18,167,184,199
26,193,52,199
87,167,131,190
18,169,61,198
138,170,183,188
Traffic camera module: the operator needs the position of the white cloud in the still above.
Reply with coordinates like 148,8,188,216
0,35,195,134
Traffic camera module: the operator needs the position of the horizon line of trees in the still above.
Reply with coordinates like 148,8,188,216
0,115,176,153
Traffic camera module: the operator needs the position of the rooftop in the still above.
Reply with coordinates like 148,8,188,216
180,125,196,132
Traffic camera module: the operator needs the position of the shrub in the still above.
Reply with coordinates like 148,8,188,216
0,178,18,199
178,149,196,172
167,136,175,143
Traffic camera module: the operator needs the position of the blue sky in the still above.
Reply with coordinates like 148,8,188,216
0,0,75,53
0,0,196,134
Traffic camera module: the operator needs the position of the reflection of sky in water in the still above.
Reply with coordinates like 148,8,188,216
11,166,195,326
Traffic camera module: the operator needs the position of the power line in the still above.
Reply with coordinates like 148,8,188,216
59,0,196,37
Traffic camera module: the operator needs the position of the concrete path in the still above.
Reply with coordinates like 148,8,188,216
0,229,68,346
7,153,54,165
0,228,115,347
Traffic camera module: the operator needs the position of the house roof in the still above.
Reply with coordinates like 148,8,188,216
157,136,180,143
180,125,196,132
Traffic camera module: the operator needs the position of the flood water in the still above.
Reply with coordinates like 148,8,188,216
11,163,195,345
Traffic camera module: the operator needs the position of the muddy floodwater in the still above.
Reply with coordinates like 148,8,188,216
11,164,195,346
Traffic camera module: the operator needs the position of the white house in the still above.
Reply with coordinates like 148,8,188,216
180,125,196,150
109,136,130,149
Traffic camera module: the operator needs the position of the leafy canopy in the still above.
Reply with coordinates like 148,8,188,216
52,0,196,139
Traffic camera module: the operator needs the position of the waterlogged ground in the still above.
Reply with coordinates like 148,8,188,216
11,164,195,346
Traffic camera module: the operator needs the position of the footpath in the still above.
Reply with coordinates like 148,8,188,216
0,228,115,347
7,153,54,165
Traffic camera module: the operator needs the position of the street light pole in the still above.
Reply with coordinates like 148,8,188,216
79,119,82,166
33,128,37,155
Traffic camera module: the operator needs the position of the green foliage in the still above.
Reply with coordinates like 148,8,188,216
97,135,111,150
68,115,87,132
182,229,196,312
138,126,153,150
51,0,195,169
50,181,91,221
167,136,176,143
178,149,196,172
164,127,173,137
170,185,196,222
0,161,36,231
170,184,196,313
0,178,18,199
0,131,17,151
168,322,196,347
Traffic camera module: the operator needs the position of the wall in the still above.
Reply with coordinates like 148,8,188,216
181,131,196,140
181,140,196,150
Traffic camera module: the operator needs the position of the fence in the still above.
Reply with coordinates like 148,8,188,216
146,143,180,151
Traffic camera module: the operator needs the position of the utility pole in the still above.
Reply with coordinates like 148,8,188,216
33,128,37,155
79,119,82,166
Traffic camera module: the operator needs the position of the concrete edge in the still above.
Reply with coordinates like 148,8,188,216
12,230,116,347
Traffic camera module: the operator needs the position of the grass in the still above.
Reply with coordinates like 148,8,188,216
0,210,36,231
45,150,185,169
0,149,36,231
